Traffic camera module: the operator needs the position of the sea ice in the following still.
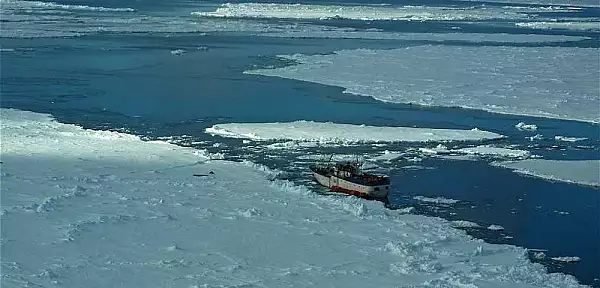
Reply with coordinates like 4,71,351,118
260,28,590,42
515,21,600,31
205,121,504,143
551,256,582,263
515,122,538,132
451,220,481,228
20,0,136,12
265,141,318,150
194,2,554,21
170,49,186,56
418,144,451,155
554,136,588,142
493,159,600,187
458,0,600,8
413,196,460,204
488,224,506,231
4,0,592,41
0,108,585,287
437,154,480,161
416,144,531,160
0,0,287,38
370,150,405,162
454,145,531,158
528,134,545,141
247,46,600,123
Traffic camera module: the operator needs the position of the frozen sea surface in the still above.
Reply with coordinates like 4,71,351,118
1,0,599,286
206,121,504,143
193,2,573,21
493,159,600,187
248,46,600,123
1,108,586,287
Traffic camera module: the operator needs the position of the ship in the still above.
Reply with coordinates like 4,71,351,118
309,157,390,200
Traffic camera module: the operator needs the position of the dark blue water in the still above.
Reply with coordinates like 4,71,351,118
2,0,599,285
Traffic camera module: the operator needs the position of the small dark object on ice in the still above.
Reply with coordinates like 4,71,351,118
193,171,215,177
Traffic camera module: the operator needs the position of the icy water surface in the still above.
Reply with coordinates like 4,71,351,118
2,0,599,286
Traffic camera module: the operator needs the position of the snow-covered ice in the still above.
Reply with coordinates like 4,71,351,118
205,121,504,143
9,0,136,12
533,252,547,260
170,49,186,56
454,145,531,159
516,122,538,132
194,2,553,21
3,0,591,41
488,225,506,231
261,30,590,43
554,210,571,215
515,21,600,31
247,46,600,123
554,136,588,142
0,108,585,287
528,134,545,141
451,220,482,228
0,0,210,38
551,256,582,263
370,150,404,162
494,159,600,187
265,141,319,150
297,154,359,162
437,154,480,161
458,0,600,8
418,144,451,155
416,145,531,159
413,196,460,205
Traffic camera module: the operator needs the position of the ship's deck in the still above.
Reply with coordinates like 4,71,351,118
310,165,390,187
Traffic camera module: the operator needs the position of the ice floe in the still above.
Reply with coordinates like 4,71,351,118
417,144,531,159
15,0,136,12
262,30,590,43
370,150,404,162
205,121,504,143
528,134,545,141
516,21,600,31
3,0,592,42
247,47,600,123
458,0,600,8
265,141,319,150
401,165,436,170
396,206,416,214
436,154,480,161
194,2,545,21
0,0,206,38
555,136,588,142
0,108,586,287
451,220,482,228
552,256,582,263
170,49,186,56
418,144,451,155
493,159,600,187
0,0,274,38
515,122,538,132
488,224,506,231
454,145,530,158
413,196,460,204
